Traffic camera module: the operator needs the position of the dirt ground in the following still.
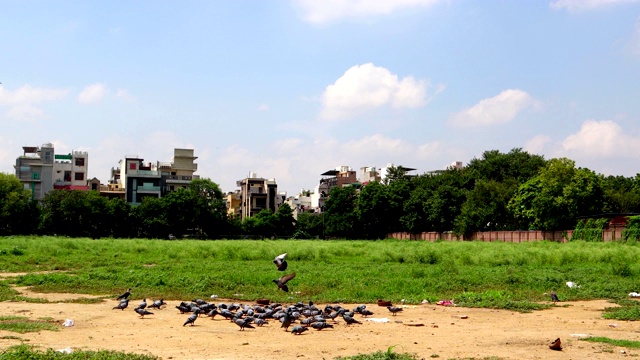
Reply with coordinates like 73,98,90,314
1,274,639,360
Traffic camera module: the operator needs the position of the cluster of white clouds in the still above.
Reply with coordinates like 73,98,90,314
449,89,535,127
0,83,132,121
294,0,442,24
321,63,429,120
550,0,640,12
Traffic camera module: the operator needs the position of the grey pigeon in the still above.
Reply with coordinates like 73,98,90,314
113,299,129,310
273,253,288,271
135,308,154,318
311,322,334,331
342,314,362,325
550,291,559,302
273,272,296,292
116,288,131,300
136,298,147,310
280,312,293,331
148,299,166,310
387,306,403,316
183,309,200,326
234,318,255,331
290,325,308,335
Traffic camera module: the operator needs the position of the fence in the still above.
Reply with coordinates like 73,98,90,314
386,228,627,242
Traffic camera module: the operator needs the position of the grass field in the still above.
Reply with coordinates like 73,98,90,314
0,236,638,312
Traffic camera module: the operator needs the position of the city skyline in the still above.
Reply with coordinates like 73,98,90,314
1,0,639,195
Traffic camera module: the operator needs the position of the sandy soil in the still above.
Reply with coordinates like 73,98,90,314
0,274,639,359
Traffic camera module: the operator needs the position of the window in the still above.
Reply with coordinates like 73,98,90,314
64,171,72,182
75,158,85,166
75,172,84,181
44,151,51,161
130,162,137,170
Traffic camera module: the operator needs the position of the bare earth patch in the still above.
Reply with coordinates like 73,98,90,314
0,286,639,359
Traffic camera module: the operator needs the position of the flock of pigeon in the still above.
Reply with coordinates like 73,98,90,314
112,253,404,333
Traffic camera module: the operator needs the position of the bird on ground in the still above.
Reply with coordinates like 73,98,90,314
148,299,166,310
135,308,154,318
311,322,334,331
342,313,362,325
360,309,374,317
234,318,255,331
280,312,294,331
273,272,296,292
550,291,559,303
136,298,147,310
183,309,200,326
273,253,288,271
387,306,403,316
116,288,131,300
113,299,129,310
290,325,309,335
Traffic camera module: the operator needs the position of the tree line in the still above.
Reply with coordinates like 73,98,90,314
2,148,640,239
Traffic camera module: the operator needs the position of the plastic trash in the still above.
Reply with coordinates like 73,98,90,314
629,292,640,297
210,294,218,299
57,347,73,354
62,319,74,327
364,317,389,323
566,281,581,288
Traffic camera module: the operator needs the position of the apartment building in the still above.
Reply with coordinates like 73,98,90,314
236,173,279,220
14,143,89,201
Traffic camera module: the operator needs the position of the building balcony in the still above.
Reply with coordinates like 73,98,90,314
136,184,161,193
128,169,160,177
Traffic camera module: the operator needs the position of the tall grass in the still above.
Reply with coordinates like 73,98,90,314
0,236,638,310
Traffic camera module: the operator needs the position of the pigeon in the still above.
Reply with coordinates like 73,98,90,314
387,306,403,316
136,298,147,310
113,299,129,310
311,322,334,331
116,288,131,300
148,299,166,310
273,253,288,271
135,308,154,318
550,291,559,303
280,312,294,331
342,314,362,325
183,309,200,326
290,325,309,335
234,318,255,331
360,309,374,317
273,272,296,292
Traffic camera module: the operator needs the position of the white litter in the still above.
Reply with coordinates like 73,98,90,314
210,294,218,299
421,299,430,304
365,318,389,323
57,347,73,354
62,319,74,327
566,281,581,288
629,292,640,297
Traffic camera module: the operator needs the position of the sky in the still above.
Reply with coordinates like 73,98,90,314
1,0,640,195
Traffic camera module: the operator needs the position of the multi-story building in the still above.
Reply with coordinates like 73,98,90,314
226,190,242,218
236,172,279,220
285,191,313,220
108,148,199,205
14,143,89,201
360,166,381,185
310,166,358,211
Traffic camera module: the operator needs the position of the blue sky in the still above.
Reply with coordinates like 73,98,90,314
2,0,639,195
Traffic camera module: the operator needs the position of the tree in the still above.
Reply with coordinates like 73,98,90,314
295,211,323,238
356,181,391,239
0,173,39,235
509,158,604,230
454,179,515,236
324,186,359,238
275,203,296,237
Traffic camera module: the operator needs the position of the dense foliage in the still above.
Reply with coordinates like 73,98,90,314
1,148,640,239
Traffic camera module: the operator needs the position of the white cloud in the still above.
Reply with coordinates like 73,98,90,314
294,0,441,24
78,83,107,104
0,85,68,105
561,119,640,157
115,89,134,101
321,63,428,120
257,104,270,111
524,135,552,155
343,134,412,157
449,89,535,127
550,0,640,11
631,16,640,56
6,105,45,121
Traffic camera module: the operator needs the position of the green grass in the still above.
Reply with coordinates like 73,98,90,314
0,345,159,360
335,346,418,359
0,316,59,333
0,236,639,311
581,336,640,349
